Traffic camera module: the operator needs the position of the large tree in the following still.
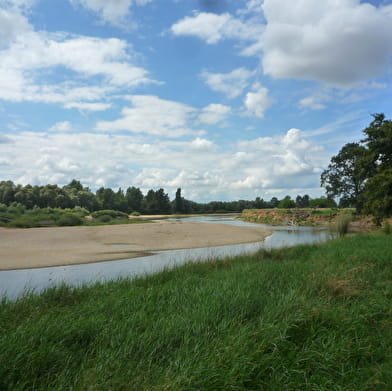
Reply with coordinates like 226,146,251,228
321,113,392,218
321,142,368,209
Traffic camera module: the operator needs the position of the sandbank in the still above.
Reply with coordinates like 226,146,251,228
0,221,271,270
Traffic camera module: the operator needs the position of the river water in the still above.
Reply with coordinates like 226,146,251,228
0,216,332,300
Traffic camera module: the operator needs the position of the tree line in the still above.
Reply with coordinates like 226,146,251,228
0,179,335,215
321,113,392,221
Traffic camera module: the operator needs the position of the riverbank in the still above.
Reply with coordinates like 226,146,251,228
241,208,378,231
0,221,271,270
1,233,391,390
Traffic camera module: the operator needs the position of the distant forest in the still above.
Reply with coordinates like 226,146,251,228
0,179,336,215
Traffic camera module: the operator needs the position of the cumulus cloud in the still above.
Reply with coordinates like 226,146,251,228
260,0,392,86
0,5,32,46
197,103,231,124
49,121,72,132
171,11,263,44
70,0,154,26
0,134,13,143
96,96,230,137
231,128,323,190
201,67,254,98
189,137,217,151
0,31,154,108
0,127,326,200
95,95,204,137
244,83,273,118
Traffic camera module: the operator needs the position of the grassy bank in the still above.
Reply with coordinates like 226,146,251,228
1,234,391,390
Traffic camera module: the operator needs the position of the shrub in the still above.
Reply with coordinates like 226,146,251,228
97,214,112,223
381,220,391,235
131,211,140,216
8,218,35,228
57,214,83,226
332,215,352,237
91,210,128,219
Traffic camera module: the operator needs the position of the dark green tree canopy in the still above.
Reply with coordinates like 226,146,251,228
321,113,392,219
321,142,368,209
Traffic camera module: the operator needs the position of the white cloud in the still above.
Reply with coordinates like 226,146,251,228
244,83,273,118
49,121,72,132
0,127,326,200
232,128,324,190
171,11,263,44
70,0,155,26
71,0,132,25
0,31,154,108
95,95,204,137
96,96,230,137
198,103,231,124
0,5,32,46
189,137,217,151
0,134,13,143
64,102,111,111
260,0,392,86
201,67,254,98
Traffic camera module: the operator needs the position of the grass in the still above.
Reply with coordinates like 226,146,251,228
1,234,391,390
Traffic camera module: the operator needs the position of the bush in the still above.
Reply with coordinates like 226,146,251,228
97,214,112,223
8,218,35,228
131,211,140,216
381,220,391,235
56,214,83,226
332,215,351,237
91,210,128,219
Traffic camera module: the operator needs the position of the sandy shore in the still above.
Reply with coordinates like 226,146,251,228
0,221,271,270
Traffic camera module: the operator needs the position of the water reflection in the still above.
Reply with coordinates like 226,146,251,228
0,216,332,300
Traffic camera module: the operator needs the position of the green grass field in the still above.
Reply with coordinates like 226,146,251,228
1,233,391,390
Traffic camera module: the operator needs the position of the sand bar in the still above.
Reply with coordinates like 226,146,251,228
0,221,271,270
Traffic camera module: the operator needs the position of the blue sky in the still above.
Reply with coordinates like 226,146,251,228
0,0,391,202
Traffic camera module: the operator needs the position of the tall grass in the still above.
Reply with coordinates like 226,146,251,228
1,234,391,390
332,214,352,237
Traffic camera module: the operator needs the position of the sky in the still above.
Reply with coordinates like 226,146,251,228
0,0,391,202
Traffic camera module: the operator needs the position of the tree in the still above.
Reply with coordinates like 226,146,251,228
361,113,392,171
174,188,184,214
362,169,392,223
126,187,143,213
269,197,279,208
321,142,368,210
309,197,337,208
278,196,296,209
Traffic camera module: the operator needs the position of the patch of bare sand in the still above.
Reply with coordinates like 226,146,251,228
0,221,271,270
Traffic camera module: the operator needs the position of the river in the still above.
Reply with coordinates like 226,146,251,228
0,215,332,300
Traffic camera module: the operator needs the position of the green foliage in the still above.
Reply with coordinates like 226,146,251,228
321,142,368,209
56,214,84,226
91,209,128,219
1,235,392,390
322,114,392,219
381,220,391,234
278,196,296,208
309,197,337,208
362,169,392,223
331,215,352,237
96,214,112,222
